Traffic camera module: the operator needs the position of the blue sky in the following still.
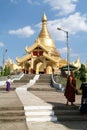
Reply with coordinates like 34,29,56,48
0,0,87,66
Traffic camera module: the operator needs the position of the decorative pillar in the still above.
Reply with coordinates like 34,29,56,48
30,68,34,74
43,58,46,74
44,68,46,74
52,68,54,74
30,57,34,74
22,63,25,73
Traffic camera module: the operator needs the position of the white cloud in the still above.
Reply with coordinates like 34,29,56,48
0,42,4,47
8,26,35,38
10,0,20,4
58,47,78,62
27,0,40,5
70,52,79,57
61,13,87,33
44,0,78,15
46,12,87,41
58,47,67,54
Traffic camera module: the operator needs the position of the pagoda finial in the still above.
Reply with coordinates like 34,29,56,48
42,11,47,22
38,12,56,49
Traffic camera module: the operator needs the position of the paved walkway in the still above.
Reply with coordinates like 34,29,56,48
0,78,87,130
15,82,87,130
27,121,87,130
0,91,28,130
0,121,28,130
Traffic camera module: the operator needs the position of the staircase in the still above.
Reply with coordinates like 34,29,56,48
28,74,87,122
24,106,57,122
13,74,35,83
0,74,35,91
36,74,51,85
26,74,57,122
1,74,86,122
53,105,87,121
28,74,56,91
0,106,26,122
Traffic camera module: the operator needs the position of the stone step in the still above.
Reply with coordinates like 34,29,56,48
0,87,15,91
54,109,80,115
28,83,56,92
25,110,55,116
0,106,25,122
36,79,51,82
0,106,24,110
24,105,53,111
0,83,27,91
0,110,25,116
24,105,57,122
57,115,87,121
39,75,51,77
36,75,51,83
0,116,26,122
28,87,56,91
36,82,51,84
26,115,57,122
13,80,30,83
53,105,80,110
20,74,35,79
37,76,51,79
13,74,35,83
52,105,87,121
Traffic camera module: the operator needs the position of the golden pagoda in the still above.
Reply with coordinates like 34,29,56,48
16,12,67,74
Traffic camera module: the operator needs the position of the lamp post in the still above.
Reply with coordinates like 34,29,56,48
57,27,70,75
3,49,7,69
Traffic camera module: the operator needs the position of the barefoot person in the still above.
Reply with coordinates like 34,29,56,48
6,75,11,92
64,71,76,105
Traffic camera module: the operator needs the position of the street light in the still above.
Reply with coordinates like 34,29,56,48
3,49,7,69
57,27,70,75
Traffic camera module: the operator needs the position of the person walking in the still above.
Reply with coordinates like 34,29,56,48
6,75,11,92
64,71,76,106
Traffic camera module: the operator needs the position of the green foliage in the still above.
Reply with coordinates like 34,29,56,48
0,66,3,76
54,74,82,93
74,64,87,81
74,71,79,79
4,66,10,76
53,74,67,86
76,78,81,90
79,64,86,79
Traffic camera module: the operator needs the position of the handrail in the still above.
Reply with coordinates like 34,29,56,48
51,74,65,92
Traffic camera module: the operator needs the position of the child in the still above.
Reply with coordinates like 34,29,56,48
6,75,11,92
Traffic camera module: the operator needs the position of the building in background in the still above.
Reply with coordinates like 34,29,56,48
16,12,67,74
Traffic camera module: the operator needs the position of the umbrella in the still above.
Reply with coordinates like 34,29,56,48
60,64,77,71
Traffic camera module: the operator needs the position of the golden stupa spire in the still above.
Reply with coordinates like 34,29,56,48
42,11,47,22
39,11,50,38
38,12,56,48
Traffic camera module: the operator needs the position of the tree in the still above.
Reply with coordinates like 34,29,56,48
74,71,79,79
74,64,87,80
79,64,86,80
4,66,10,76
0,66,3,76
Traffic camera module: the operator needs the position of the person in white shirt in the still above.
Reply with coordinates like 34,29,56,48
6,75,11,92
